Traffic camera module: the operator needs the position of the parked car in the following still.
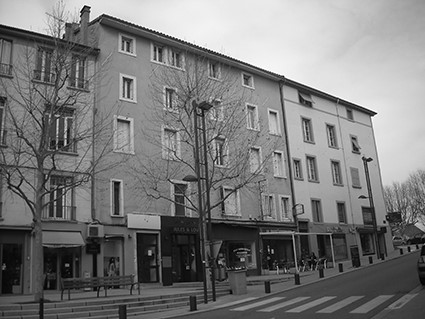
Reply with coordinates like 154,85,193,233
406,234,424,245
417,245,425,285
392,236,405,246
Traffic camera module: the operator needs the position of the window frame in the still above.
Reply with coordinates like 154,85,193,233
34,47,55,83
298,92,314,107
331,160,343,186
162,126,181,160
246,103,259,130
326,124,338,148
45,107,75,153
302,117,314,143
69,55,87,90
350,135,361,153
118,33,136,56
222,186,241,216
168,47,184,69
0,38,13,76
164,86,178,112
337,201,347,224
241,72,254,89
273,150,286,178
268,109,281,135
311,199,323,223
152,43,165,64
46,175,74,220
346,108,354,121
170,180,190,217
278,195,291,221
119,73,137,103
213,135,228,167
306,155,319,182
293,158,303,180
249,146,262,173
208,60,221,80
262,194,276,219
113,115,134,154
110,179,124,217
209,99,224,121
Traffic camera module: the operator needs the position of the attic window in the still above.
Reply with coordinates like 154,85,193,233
299,92,314,107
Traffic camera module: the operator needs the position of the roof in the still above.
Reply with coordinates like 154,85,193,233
90,14,376,116
402,224,425,237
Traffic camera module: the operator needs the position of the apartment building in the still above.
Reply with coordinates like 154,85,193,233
0,23,98,294
281,79,391,262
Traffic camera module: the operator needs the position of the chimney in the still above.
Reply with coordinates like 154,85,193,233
80,5,91,45
64,23,74,41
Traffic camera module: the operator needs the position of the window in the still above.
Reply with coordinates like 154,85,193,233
351,135,361,153
279,196,291,221
120,74,137,102
311,199,323,223
164,87,178,111
302,118,314,143
337,202,347,224
246,104,259,130
172,182,189,217
114,116,134,153
242,72,254,88
213,136,227,166
362,207,374,226
111,179,124,216
169,48,183,68
346,108,354,120
249,147,262,173
70,55,86,89
162,127,180,160
350,167,361,188
119,34,136,56
45,108,75,152
208,60,221,79
268,109,281,135
273,151,286,178
326,124,338,148
35,47,54,83
293,158,303,180
331,160,343,185
0,38,12,76
209,99,224,121
262,194,275,219
46,175,74,220
222,187,240,216
152,44,165,63
0,97,6,145
298,92,314,107
306,156,318,182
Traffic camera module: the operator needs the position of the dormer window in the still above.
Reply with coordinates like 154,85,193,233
299,92,314,107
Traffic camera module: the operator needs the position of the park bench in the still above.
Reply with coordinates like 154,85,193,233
61,274,140,300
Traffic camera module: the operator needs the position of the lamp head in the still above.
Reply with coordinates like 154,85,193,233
362,156,373,163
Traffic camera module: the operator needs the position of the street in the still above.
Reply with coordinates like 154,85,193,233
181,251,423,319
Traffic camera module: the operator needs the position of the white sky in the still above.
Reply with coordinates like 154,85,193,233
1,0,424,186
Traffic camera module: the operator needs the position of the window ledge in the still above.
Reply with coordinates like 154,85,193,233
68,86,90,93
308,179,320,184
304,140,315,144
119,97,138,104
118,51,137,57
54,150,79,157
111,215,124,218
41,219,78,223
0,73,13,79
333,183,344,187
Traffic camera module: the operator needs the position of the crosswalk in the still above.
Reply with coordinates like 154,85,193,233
228,293,418,314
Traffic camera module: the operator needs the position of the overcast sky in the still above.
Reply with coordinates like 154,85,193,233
1,0,424,186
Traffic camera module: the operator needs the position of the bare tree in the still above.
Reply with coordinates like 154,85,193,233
0,2,114,301
130,53,282,217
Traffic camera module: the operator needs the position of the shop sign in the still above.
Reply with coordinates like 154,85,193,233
172,226,198,234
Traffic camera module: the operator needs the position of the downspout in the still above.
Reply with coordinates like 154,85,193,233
91,54,97,222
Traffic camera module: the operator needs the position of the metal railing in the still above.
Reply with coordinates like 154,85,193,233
42,204,76,221
0,63,12,76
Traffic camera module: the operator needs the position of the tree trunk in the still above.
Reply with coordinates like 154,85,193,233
32,218,44,301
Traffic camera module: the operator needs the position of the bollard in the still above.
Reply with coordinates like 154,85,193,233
319,268,324,278
189,295,197,311
407,246,411,252
264,280,271,294
294,273,300,285
338,263,343,273
118,304,127,319
416,244,420,250
369,256,373,264
400,248,403,255
39,298,44,319
380,254,385,261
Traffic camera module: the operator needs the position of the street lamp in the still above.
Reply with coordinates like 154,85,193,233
360,156,381,259
184,99,216,303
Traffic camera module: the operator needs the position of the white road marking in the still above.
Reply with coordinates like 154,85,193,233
350,295,394,313
213,297,258,309
317,296,364,313
230,297,284,311
286,296,337,313
386,293,418,310
258,296,311,313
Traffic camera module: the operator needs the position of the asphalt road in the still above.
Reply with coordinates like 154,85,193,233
183,251,423,319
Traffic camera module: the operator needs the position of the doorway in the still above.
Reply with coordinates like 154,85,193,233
136,233,160,283
1,243,23,294
171,234,197,282
43,248,80,290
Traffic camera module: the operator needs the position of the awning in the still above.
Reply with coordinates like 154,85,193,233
43,231,85,248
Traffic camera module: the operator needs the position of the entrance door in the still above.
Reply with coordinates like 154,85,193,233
171,234,197,282
136,233,159,283
1,244,23,294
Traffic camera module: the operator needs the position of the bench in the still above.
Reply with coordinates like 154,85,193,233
61,274,140,300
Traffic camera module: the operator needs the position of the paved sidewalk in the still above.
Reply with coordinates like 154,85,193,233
0,245,420,318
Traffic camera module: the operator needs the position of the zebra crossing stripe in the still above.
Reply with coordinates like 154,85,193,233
386,294,418,310
317,296,364,313
230,297,285,311
286,296,337,313
213,297,258,309
350,295,394,313
258,296,311,313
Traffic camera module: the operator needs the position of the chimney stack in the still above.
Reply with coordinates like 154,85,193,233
80,5,91,45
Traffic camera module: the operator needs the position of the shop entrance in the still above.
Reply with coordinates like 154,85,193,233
1,243,23,294
136,233,160,283
171,234,197,282
43,248,80,290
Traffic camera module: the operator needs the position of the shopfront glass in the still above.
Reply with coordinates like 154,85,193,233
1,244,23,294
44,248,80,290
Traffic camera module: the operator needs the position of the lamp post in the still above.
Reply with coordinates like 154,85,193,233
360,156,381,259
184,99,216,303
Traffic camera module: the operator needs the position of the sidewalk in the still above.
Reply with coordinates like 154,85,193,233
0,245,420,318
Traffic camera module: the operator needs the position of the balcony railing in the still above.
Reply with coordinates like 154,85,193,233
33,70,56,84
69,77,89,90
0,63,12,76
42,204,76,221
